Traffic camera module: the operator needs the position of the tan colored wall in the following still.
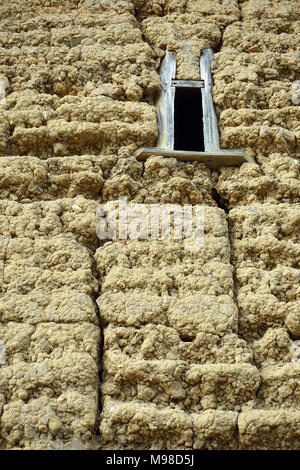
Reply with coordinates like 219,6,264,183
0,0,299,449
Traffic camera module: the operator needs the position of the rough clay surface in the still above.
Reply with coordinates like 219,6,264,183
0,0,299,450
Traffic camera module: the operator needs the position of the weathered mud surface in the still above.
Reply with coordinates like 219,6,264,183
0,0,299,450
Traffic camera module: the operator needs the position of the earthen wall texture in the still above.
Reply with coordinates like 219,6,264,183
0,0,299,450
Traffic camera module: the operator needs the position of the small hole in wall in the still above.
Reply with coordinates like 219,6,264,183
179,335,194,343
174,87,204,152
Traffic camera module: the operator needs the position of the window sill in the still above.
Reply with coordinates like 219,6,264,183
133,147,255,169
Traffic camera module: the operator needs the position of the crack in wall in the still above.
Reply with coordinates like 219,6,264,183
211,181,237,305
87,249,103,442
88,246,104,447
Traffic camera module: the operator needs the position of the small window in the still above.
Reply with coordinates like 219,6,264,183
155,49,220,153
134,49,252,168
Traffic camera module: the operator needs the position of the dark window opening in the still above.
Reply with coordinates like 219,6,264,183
174,87,204,152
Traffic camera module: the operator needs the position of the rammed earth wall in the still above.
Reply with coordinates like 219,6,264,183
0,0,299,450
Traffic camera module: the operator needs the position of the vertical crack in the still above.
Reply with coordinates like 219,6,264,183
211,187,229,214
87,248,103,446
211,183,250,347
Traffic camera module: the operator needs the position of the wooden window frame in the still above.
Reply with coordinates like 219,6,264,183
156,49,220,152
134,49,254,168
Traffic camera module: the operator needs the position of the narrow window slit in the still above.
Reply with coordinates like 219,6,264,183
174,87,204,152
